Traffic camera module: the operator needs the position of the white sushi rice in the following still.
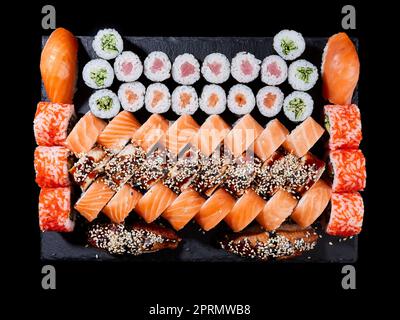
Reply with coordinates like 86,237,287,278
283,91,313,122
82,59,114,89
144,51,171,82
227,84,255,115
92,29,123,60
171,86,199,115
145,83,171,114
256,86,284,117
288,59,319,91
89,89,121,119
273,30,305,61
261,55,288,85
199,84,226,115
172,53,201,85
118,82,146,112
231,52,261,83
114,51,143,82
201,53,230,84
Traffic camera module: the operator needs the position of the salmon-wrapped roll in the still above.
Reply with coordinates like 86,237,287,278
34,102,75,146
39,187,74,232
329,149,366,192
34,146,71,188
326,192,364,236
324,104,362,150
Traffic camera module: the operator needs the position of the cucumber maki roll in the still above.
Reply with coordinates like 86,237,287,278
82,59,114,89
288,59,319,91
89,89,120,119
283,91,313,122
273,30,305,61
93,29,123,60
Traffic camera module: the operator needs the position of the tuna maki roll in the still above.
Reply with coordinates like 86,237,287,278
82,59,114,89
256,86,284,118
273,30,305,61
199,85,226,115
231,52,261,83
288,59,318,91
227,84,255,115
89,89,121,119
201,53,230,84
92,28,123,60
144,51,171,82
171,86,199,115
145,83,171,114
260,55,288,85
118,82,146,112
283,91,313,122
114,51,143,82
172,53,200,85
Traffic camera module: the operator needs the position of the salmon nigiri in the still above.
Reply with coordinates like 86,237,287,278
322,32,360,105
40,28,78,104
224,189,266,232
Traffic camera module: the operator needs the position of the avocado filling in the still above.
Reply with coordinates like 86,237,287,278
90,68,107,87
96,96,113,111
281,38,298,56
324,114,331,133
101,34,118,52
287,98,305,120
297,67,314,83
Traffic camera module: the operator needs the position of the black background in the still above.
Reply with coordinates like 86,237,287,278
11,0,389,315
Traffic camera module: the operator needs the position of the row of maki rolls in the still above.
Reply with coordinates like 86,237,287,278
83,28,318,122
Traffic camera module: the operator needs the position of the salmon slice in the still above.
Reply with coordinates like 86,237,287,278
65,112,107,156
253,119,289,162
162,188,206,231
102,184,142,223
40,28,78,104
97,111,141,153
291,179,331,228
74,179,115,222
257,189,298,231
224,114,264,157
282,117,324,158
196,188,236,231
166,115,200,156
190,115,231,157
135,181,177,223
322,32,360,105
224,189,266,232
132,114,169,153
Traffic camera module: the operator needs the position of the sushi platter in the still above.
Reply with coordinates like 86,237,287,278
36,28,364,262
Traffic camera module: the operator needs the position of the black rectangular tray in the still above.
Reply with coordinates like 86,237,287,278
40,36,359,263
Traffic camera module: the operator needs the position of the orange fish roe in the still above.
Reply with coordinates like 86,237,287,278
34,102,75,146
151,90,164,107
208,93,219,107
263,93,277,108
326,192,364,236
125,90,138,104
39,187,74,232
235,93,247,107
34,146,71,188
180,92,192,108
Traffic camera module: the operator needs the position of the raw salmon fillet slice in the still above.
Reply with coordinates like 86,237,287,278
74,179,115,222
65,112,106,156
224,189,266,232
253,119,289,162
162,188,206,231
102,184,142,223
256,189,298,231
196,188,236,231
283,117,324,157
135,181,177,223
190,115,231,157
97,111,141,153
291,179,331,228
132,114,169,153
166,114,200,155
224,114,264,157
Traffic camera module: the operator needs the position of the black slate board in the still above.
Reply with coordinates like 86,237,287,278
40,36,359,263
